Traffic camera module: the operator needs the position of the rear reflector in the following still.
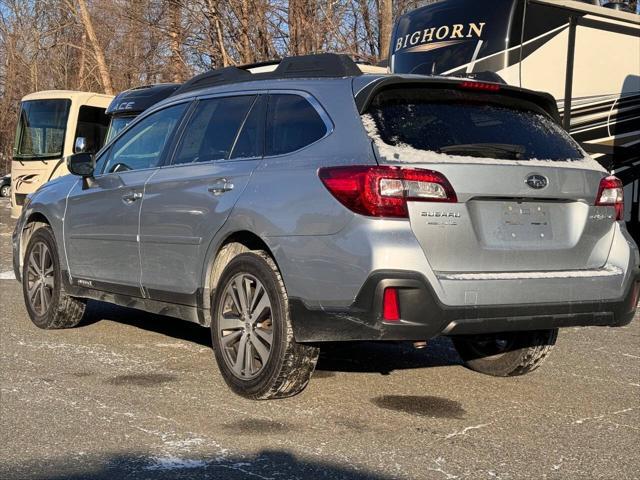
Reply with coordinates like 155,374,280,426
383,288,400,321
318,166,457,218
459,80,501,92
595,175,624,221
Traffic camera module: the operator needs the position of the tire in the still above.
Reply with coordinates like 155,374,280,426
22,226,86,329
451,329,558,377
0,185,9,197
211,250,319,399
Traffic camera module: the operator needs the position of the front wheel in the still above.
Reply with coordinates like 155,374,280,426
211,251,319,399
0,185,9,197
22,226,86,329
451,329,558,377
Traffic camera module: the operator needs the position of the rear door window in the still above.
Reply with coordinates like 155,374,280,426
365,88,583,161
266,94,327,156
172,95,255,165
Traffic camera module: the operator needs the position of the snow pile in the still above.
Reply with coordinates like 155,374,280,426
439,265,623,281
0,270,16,280
144,456,208,471
361,113,607,172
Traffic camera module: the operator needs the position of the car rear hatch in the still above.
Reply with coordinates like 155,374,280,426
356,77,618,273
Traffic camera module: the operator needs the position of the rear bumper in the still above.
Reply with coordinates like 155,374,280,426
290,269,640,342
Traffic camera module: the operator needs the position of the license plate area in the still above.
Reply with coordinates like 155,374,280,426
498,203,552,242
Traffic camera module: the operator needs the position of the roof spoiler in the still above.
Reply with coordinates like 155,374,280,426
354,76,561,124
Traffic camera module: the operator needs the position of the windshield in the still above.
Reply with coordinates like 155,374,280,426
364,89,583,161
105,115,136,143
13,99,71,160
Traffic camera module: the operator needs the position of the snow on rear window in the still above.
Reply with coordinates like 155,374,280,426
361,90,606,172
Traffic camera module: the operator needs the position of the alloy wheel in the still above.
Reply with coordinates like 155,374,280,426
26,241,55,316
218,273,274,379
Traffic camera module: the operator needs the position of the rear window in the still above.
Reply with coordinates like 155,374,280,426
365,88,583,161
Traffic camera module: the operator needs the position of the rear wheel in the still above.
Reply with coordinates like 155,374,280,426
0,185,9,197
22,226,86,329
451,329,557,377
211,251,319,399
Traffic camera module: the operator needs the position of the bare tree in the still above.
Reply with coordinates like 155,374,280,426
378,0,392,61
75,0,114,94
0,0,440,173
168,0,188,82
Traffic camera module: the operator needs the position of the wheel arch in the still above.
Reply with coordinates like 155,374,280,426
200,229,280,327
19,211,53,274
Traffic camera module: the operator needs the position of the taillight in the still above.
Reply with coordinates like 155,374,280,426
595,175,624,221
459,80,501,92
318,166,457,218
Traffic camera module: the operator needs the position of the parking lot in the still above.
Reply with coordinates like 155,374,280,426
0,196,638,480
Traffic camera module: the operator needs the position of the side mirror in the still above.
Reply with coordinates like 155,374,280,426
74,137,88,154
67,153,95,177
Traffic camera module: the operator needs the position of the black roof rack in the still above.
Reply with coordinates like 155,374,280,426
172,53,362,97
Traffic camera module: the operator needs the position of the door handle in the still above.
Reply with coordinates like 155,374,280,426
122,191,143,204
208,179,234,196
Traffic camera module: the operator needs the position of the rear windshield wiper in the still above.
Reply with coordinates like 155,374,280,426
439,143,526,160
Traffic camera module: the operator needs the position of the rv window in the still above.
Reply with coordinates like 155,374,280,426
13,99,71,160
365,88,583,161
105,115,136,143
75,106,109,153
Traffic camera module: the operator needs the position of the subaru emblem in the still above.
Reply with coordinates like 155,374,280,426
526,174,548,190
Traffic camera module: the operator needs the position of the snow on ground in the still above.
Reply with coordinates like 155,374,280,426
143,456,208,471
0,270,15,280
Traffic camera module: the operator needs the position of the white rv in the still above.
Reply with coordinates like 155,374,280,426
10,90,112,218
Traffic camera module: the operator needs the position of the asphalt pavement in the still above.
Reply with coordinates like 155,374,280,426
1,196,638,480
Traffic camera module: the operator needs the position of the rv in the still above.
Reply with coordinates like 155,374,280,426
105,83,181,143
11,90,112,218
390,0,640,241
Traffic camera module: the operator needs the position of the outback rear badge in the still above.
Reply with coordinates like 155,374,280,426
526,174,548,190
421,211,460,218
421,211,460,226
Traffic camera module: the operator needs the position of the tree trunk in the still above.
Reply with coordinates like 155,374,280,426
254,0,272,61
204,0,231,67
77,33,86,90
288,0,303,55
378,0,393,62
168,0,187,82
238,0,253,64
76,0,114,94
289,0,317,55
360,0,376,58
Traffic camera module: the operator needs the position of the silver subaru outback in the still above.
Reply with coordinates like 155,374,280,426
12,54,639,399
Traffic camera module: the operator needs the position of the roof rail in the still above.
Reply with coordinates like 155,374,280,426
172,53,362,96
